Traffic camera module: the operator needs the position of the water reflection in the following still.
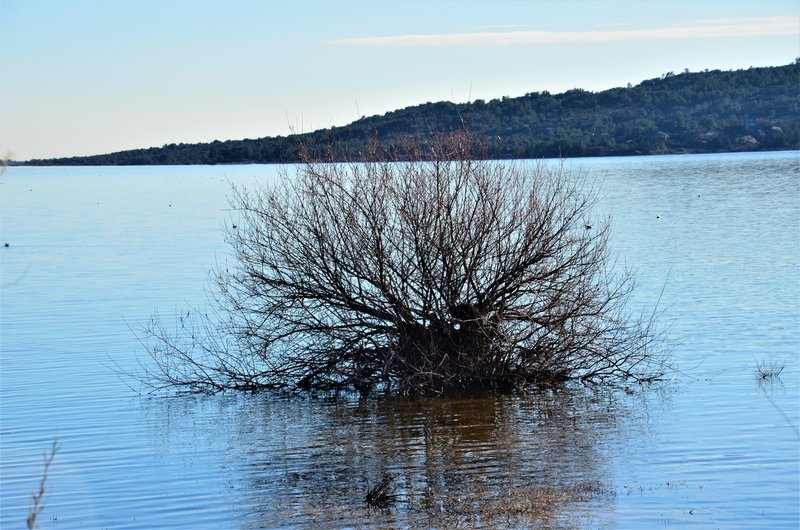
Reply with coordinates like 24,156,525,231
5,153,795,528
147,387,657,528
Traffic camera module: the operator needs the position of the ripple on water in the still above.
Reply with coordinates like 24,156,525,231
2,155,798,528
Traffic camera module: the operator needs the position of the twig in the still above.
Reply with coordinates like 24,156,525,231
27,440,58,530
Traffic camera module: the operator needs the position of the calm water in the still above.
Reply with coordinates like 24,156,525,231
1,152,798,528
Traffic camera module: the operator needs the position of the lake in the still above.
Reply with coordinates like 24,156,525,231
1,151,798,528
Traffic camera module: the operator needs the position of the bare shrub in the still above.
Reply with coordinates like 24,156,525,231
755,357,785,381
140,131,666,396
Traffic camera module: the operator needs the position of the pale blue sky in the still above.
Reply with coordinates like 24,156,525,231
1,0,797,160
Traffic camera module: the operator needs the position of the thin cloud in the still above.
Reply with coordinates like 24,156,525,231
327,16,798,47
477,24,529,31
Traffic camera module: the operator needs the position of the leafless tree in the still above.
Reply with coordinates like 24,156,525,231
140,131,666,396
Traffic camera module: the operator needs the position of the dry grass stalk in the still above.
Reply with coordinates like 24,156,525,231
27,441,57,530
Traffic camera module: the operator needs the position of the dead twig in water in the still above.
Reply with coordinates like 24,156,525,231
754,357,785,381
27,440,58,530
366,475,395,508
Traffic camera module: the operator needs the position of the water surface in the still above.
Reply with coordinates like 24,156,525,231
1,152,798,528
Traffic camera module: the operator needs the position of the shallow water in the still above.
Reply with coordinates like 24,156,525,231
1,152,798,528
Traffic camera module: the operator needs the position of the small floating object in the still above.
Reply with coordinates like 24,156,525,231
656,215,661,219
3,242,9,247
585,224,592,230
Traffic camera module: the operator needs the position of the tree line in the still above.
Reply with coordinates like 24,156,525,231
25,61,799,166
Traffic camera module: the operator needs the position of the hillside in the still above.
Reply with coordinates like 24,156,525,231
24,62,800,165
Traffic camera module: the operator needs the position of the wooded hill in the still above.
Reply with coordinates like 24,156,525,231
25,61,799,165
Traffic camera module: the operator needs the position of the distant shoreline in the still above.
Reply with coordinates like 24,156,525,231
16,62,800,166
11,146,798,168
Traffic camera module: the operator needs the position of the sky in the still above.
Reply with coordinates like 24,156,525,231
1,0,798,161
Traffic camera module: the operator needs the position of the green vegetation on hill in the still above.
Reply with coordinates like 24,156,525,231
25,62,800,165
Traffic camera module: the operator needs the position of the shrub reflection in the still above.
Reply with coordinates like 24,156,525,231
204,387,636,528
